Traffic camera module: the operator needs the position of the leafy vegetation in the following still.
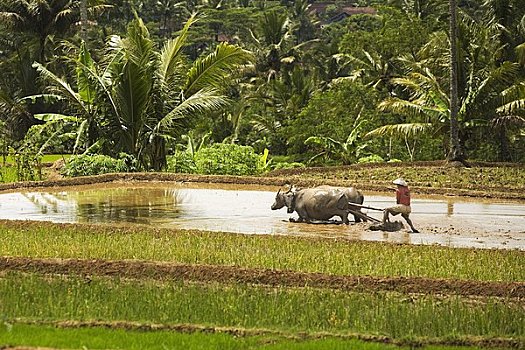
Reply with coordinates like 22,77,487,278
1,0,524,175
167,143,266,175
62,154,134,177
1,0,525,347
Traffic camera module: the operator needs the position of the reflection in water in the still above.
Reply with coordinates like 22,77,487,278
73,188,186,224
22,192,62,214
0,183,524,250
447,201,454,217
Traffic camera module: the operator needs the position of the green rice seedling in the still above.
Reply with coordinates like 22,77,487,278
1,221,523,282
1,272,524,341
0,323,491,350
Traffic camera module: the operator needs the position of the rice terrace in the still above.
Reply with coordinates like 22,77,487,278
1,0,525,347
1,162,525,350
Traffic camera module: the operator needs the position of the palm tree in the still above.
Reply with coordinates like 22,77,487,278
34,14,253,170
155,0,186,37
494,82,525,160
369,14,518,161
249,10,293,76
482,0,525,63
448,0,463,162
80,0,88,42
0,0,79,62
334,50,391,90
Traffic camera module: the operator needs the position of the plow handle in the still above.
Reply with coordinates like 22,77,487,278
348,202,385,211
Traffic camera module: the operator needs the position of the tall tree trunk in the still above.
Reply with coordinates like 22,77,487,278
448,0,464,162
80,0,88,42
497,127,512,162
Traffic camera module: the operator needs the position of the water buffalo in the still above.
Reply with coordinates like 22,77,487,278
271,185,365,224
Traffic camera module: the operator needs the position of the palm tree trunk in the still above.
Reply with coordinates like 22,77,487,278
80,0,88,42
448,0,464,162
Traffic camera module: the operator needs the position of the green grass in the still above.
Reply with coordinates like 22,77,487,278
1,221,523,282
1,272,524,340
0,167,17,183
0,324,492,350
1,154,69,165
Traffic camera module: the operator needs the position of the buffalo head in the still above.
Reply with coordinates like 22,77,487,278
271,188,295,213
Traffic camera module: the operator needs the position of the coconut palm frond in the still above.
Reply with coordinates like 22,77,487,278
491,115,525,128
501,82,525,101
158,13,197,84
477,61,518,98
499,82,525,114
0,12,24,27
365,123,433,139
498,99,525,114
516,41,525,66
379,97,445,120
390,76,430,99
32,62,88,114
156,89,227,133
113,61,152,153
184,43,253,95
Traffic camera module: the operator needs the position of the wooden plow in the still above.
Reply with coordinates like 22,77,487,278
347,203,383,223
348,203,403,232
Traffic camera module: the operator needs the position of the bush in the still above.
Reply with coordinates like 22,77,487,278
358,154,384,163
166,151,197,174
62,154,129,177
194,144,261,176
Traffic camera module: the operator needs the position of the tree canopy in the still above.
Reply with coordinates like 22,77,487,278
1,0,524,166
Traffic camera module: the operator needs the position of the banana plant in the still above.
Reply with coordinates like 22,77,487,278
305,107,367,165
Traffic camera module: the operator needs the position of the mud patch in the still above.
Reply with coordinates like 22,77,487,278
1,257,524,298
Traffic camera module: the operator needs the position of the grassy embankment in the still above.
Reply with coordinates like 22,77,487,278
267,162,525,199
0,154,69,165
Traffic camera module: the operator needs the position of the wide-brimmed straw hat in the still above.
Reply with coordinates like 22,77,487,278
393,178,407,186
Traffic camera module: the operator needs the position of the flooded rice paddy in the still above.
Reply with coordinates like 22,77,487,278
0,182,524,250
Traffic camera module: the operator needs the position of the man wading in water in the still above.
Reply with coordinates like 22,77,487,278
383,178,419,233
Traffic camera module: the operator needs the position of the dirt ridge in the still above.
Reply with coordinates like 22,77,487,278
2,257,524,298
1,171,524,200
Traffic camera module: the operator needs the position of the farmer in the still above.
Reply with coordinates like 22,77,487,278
383,178,419,233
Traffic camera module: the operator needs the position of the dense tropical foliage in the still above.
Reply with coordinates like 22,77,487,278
1,0,524,174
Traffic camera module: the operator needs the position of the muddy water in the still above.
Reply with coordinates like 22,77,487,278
0,182,524,250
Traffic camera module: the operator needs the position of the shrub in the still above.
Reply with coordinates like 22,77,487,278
194,144,261,176
358,154,384,163
272,162,306,170
166,151,197,174
62,154,129,177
